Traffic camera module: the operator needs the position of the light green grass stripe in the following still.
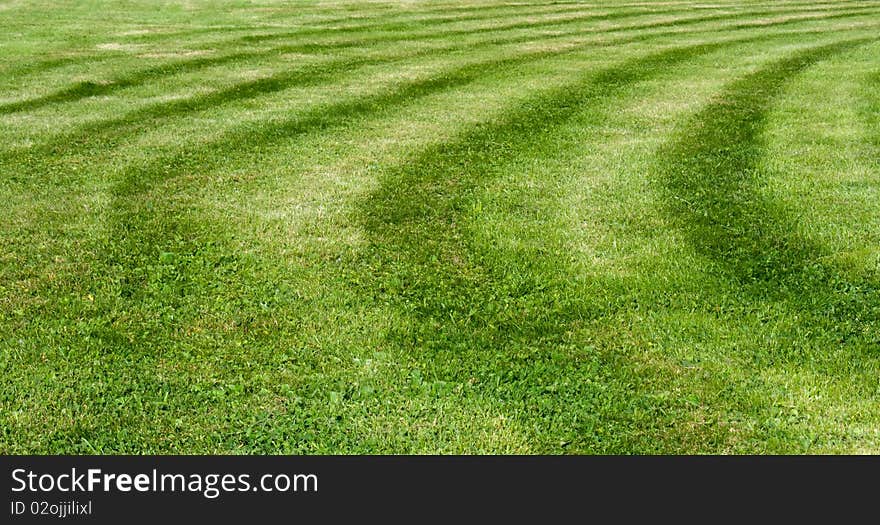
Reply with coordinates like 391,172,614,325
349,36,875,452
0,3,694,112
4,10,875,208
658,39,877,292
0,34,781,453
0,2,716,105
90,33,871,453
3,1,877,118
0,2,696,83
2,1,879,454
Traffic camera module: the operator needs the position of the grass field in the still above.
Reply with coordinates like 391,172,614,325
1,0,878,454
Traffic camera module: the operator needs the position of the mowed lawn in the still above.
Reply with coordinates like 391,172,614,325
1,0,879,454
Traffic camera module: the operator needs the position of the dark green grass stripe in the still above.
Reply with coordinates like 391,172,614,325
5,13,872,182
93,31,806,314
236,4,688,44
351,38,774,452
355,34,843,332
234,2,663,42
3,2,875,119
8,0,875,90
0,3,685,87
727,6,880,31
234,2,880,48
657,38,879,345
118,1,630,46
0,51,277,115
0,3,696,113
82,36,790,454
0,0,705,77
355,36,877,452
3,4,876,454
140,2,614,36
0,56,98,82
659,38,874,286
357,43,728,315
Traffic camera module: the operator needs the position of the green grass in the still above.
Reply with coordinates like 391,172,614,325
1,0,878,453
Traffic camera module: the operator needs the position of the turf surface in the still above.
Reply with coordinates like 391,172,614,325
1,0,879,453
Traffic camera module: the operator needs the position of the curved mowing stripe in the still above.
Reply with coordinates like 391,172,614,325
357,42,733,314
3,3,879,453
77,37,771,454
352,36,878,451
0,0,707,79
234,2,674,44
0,2,692,93
2,2,877,116
221,3,880,53
230,1,877,41
242,0,864,31
658,38,875,288
641,39,880,432
351,39,772,452
6,13,872,182
89,31,815,343
140,3,627,38
0,4,694,114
